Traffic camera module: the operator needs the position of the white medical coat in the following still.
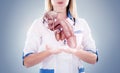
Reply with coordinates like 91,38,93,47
23,17,97,73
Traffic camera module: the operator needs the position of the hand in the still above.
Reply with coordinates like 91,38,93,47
62,45,83,54
45,45,63,54
63,47,77,54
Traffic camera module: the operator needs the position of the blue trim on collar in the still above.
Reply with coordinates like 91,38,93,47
79,67,85,73
67,10,73,20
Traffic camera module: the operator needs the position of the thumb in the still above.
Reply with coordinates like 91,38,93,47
45,45,51,50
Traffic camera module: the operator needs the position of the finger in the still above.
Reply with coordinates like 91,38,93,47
60,31,66,40
45,45,51,50
55,32,60,41
54,20,62,30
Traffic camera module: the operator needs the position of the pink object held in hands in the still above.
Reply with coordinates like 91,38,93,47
43,11,77,48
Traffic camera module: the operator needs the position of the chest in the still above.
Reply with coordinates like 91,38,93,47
73,24,84,46
41,24,85,48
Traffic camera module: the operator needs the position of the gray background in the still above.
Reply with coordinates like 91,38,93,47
0,0,120,73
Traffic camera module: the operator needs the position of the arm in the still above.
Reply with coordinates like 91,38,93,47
24,45,62,68
73,49,97,64
63,47,97,64
63,18,98,64
76,19,98,64
23,50,52,68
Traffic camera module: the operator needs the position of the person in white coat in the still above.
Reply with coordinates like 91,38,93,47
23,0,98,73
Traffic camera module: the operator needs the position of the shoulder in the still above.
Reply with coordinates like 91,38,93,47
75,17,91,32
30,17,46,30
75,17,88,26
27,17,46,35
31,17,44,27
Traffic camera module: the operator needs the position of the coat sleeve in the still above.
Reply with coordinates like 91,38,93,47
81,19,98,62
23,18,44,59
